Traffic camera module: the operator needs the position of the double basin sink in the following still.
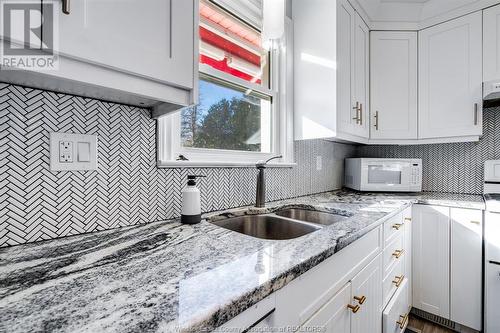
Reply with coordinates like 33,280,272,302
209,208,349,240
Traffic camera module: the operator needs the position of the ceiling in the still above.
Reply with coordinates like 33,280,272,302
355,0,491,28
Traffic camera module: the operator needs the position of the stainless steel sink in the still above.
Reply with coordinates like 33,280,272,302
210,214,321,240
274,208,348,226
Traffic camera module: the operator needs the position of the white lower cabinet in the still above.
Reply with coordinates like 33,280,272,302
302,283,352,333
217,204,482,332
450,208,483,331
383,279,410,333
350,255,383,333
412,205,450,318
413,204,483,330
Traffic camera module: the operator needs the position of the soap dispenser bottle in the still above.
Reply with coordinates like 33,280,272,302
181,175,205,224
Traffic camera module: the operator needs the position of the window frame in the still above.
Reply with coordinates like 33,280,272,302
157,8,294,168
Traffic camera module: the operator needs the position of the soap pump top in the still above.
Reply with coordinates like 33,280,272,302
181,175,206,225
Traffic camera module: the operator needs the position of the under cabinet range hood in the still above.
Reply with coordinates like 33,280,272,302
484,80,500,108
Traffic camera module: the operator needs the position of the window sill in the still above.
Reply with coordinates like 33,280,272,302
157,160,296,168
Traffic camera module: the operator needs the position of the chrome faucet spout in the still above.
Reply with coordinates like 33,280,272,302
255,155,282,208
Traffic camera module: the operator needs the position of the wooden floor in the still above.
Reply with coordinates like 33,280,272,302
407,315,455,333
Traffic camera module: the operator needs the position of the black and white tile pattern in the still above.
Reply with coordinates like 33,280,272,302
358,107,500,195
0,84,355,247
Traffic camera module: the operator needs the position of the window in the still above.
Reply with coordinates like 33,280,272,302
158,0,293,167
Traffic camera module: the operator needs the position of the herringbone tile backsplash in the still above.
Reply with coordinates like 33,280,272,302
358,107,500,194
2,82,499,248
0,84,355,247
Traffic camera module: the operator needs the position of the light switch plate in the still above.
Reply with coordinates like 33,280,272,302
50,132,98,171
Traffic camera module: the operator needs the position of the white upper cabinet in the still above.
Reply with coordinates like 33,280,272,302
293,0,338,140
58,0,194,89
370,31,417,140
418,12,483,139
337,0,357,138
337,0,370,140
353,13,370,138
484,4,500,83
0,0,197,113
293,0,369,142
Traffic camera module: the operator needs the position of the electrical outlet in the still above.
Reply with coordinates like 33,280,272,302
50,132,98,171
59,141,73,162
316,156,322,171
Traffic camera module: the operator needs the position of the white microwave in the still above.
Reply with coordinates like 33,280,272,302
345,158,422,192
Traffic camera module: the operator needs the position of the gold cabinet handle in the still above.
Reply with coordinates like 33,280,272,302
392,275,405,287
392,223,403,230
374,111,379,130
404,217,412,222
347,304,360,313
353,295,366,304
470,220,480,225
397,313,409,329
352,102,360,124
392,249,405,259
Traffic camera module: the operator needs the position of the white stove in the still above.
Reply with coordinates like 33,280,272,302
483,160,500,333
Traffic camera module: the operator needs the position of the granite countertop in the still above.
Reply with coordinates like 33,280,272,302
0,190,484,332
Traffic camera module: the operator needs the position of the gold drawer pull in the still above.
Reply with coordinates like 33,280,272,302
397,313,409,329
392,223,403,230
347,304,360,313
392,275,405,288
404,217,412,222
470,220,480,225
353,295,366,304
392,249,405,259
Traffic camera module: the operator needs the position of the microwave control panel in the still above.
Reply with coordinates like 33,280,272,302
410,164,421,185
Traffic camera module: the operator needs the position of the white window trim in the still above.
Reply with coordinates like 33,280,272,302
157,17,294,168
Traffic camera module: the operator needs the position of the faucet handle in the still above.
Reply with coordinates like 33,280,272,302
256,155,283,168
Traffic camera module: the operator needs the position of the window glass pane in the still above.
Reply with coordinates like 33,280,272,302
181,76,272,152
199,0,269,87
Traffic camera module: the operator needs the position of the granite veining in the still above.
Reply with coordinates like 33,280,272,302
0,190,484,332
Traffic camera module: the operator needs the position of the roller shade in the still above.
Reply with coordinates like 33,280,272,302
210,0,263,30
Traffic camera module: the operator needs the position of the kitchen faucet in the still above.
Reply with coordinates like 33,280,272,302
255,155,283,208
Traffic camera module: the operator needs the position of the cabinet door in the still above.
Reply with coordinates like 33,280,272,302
484,4,500,83
370,32,417,140
337,0,357,136
412,205,450,318
450,208,482,331
418,12,482,139
351,254,383,333
58,0,194,88
302,283,351,333
402,208,412,308
353,13,370,138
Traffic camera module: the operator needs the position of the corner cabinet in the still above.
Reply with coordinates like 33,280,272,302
484,4,500,84
0,0,197,114
418,11,483,140
293,0,369,142
370,32,417,141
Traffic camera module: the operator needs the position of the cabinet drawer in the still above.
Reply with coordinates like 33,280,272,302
383,278,410,333
383,235,404,280
384,212,404,247
383,257,404,307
